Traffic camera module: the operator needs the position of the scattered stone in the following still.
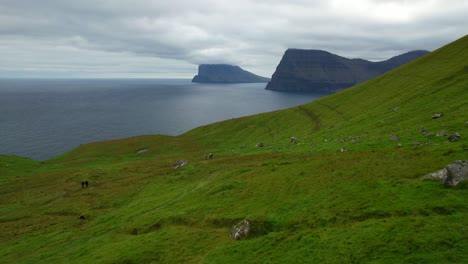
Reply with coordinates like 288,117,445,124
136,148,148,154
230,219,251,240
256,142,264,148
205,153,214,160
290,137,298,144
424,160,468,187
340,147,348,152
397,143,403,147
392,107,400,111
412,142,421,146
390,135,399,141
420,128,427,134
436,131,447,137
432,113,443,119
448,132,461,142
173,160,189,169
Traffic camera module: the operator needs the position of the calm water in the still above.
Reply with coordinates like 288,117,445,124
0,79,324,160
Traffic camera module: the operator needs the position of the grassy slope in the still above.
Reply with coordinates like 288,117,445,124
0,36,467,263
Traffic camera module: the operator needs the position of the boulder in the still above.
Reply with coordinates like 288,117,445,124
230,219,251,240
256,142,264,148
424,160,468,187
445,160,468,186
448,132,461,142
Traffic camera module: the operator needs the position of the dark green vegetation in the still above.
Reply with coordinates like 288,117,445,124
265,48,428,92
1,36,467,263
192,64,270,83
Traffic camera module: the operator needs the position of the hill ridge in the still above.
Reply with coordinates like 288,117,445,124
192,64,270,83
265,49,429,92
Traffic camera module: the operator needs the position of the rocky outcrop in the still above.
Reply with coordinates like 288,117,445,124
192,64,270,83
265,49,429,92
424,160,468,187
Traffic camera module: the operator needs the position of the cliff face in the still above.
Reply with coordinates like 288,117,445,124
192,64,270,83
265,49,429,92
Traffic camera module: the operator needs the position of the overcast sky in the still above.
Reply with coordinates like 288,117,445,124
0,0,466,78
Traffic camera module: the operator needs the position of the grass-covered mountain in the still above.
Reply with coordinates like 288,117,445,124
265,49,428,92
192,64,270,83
1,36,467,263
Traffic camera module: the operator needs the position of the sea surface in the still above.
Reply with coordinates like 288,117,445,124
0,79,325,160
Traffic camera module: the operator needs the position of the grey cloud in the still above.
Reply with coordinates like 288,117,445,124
0,0,466,78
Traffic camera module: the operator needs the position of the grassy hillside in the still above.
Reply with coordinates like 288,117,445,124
1,35,467,263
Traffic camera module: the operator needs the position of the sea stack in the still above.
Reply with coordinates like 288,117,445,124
265,49,429,93
192,64,270,83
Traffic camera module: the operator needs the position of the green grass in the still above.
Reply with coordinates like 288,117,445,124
1,35,467,263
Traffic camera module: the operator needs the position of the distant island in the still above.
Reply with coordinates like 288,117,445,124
265,49,429,92
192,64,270,83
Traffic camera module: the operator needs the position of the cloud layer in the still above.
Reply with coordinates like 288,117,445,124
0,0,466,77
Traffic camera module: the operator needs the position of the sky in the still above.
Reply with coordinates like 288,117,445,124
0,0,466,78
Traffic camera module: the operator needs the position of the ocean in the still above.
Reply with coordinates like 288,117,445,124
0,79,324,160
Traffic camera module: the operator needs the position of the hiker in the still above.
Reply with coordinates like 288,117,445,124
81,181,85,188
85,181,89,187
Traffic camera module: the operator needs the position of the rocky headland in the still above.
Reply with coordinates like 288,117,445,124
192,64,270,83
265,49,429,92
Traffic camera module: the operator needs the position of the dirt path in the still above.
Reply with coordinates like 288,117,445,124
297,106,322,133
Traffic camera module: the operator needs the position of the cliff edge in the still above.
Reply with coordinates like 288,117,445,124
265,49,429,92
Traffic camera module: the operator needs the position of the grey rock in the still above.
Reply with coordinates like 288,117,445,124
432,113,443,119
436,131,447,137
256,142,264,148
390,135,399,141
340,147,348,152
290,137,298,144
230,219,251,240
424,160,468,187
425,168,448,181
448,132,461,142
173,159,189,169
445,161,468,186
